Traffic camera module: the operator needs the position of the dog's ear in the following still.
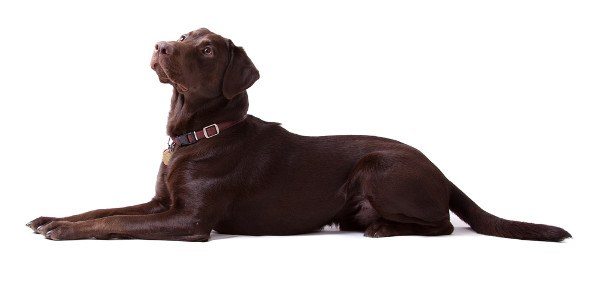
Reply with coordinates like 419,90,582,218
222,40,260,99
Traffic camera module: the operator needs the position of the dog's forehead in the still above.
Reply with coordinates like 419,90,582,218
192,27,212,36
190,28,226,45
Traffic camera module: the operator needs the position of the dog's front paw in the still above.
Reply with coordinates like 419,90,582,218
37,221,76,241
27,217,59,233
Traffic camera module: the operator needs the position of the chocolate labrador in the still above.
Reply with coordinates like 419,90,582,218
27,28,571,242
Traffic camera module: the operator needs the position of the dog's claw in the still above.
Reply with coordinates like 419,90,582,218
26,222,31,227
45,230,53,239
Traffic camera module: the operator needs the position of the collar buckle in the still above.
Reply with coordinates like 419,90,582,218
203,124,220,139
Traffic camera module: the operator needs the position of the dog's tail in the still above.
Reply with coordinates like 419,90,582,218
448,181,571,242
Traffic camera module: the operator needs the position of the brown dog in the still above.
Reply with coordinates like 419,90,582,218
27,28,570,242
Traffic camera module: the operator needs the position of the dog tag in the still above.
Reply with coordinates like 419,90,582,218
162,148,173,166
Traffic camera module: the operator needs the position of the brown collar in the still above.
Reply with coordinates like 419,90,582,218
170,115,247,148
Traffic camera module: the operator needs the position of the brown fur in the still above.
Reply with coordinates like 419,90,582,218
27,28,571,242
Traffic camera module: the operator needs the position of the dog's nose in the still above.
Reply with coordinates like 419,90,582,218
155,42,173,55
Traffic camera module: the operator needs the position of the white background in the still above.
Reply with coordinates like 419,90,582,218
1,0,593,299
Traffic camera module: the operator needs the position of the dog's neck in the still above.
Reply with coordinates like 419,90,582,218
166,89,249,137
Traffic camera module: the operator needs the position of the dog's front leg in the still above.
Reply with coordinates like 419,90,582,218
36,180,232,242
27,199,169,232
36,209,210,242
27,164,171,233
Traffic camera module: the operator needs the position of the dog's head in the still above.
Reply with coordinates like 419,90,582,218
151,28,259,99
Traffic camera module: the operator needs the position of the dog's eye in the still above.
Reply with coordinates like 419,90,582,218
202,46,213,55
179,35,187,42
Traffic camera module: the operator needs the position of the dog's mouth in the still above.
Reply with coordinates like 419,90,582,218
151,58,189,92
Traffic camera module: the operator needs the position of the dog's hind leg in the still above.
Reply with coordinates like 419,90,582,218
349,148,454,238
364,218,454,237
